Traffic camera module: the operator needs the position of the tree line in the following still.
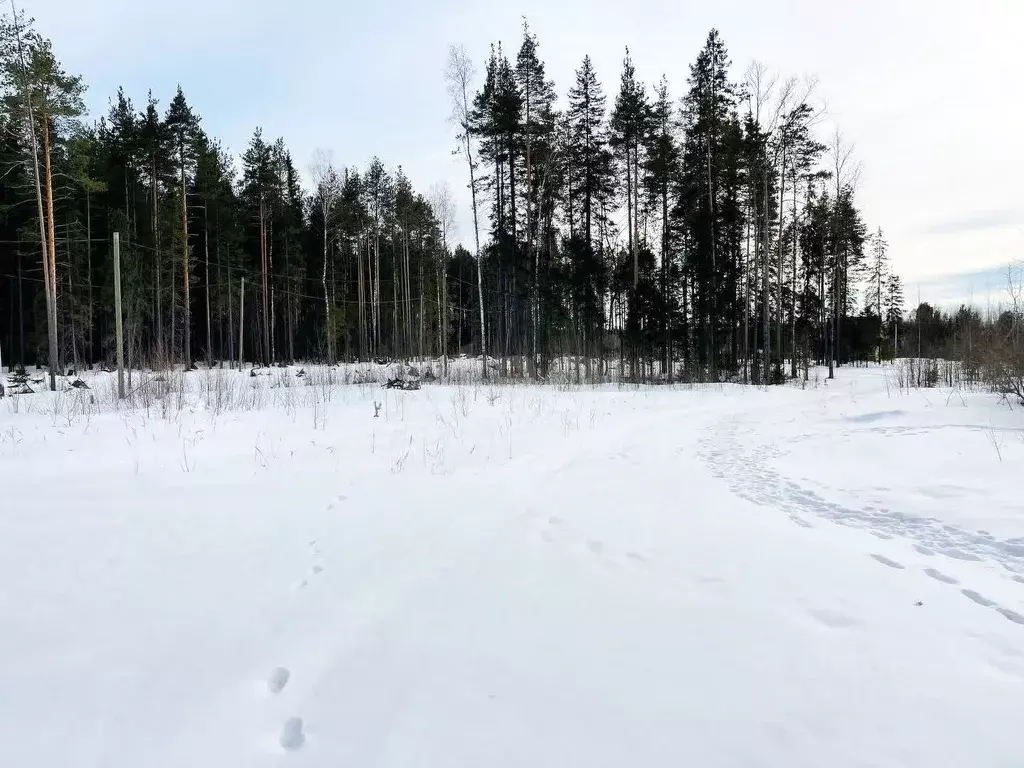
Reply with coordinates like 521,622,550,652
0,11,907,389
448,25,909,383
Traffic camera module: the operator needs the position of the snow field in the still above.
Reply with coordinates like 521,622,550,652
1,363,1023,767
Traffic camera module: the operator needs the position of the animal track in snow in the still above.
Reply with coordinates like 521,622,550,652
870,554,905,570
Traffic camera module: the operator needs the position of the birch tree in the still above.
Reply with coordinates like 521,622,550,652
310,148,340,362
429,182,456,376
446,43,487,378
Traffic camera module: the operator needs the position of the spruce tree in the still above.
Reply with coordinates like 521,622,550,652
679,30,738,376
515,22,557,375
867,227,889,361
884,271,904,357
566,55,613,374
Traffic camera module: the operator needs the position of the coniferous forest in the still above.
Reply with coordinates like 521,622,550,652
0,13,913,388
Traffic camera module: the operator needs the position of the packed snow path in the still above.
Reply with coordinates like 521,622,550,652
1,365,1022,767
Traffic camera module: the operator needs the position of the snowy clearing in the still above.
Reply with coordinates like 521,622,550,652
1,364,1023,767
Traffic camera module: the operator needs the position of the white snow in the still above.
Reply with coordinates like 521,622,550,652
1,363,1023,767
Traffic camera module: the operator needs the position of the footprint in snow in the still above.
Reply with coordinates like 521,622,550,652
586,540,605,555
924,568,959,585
941,547,982,562
267,667,290,694
280,717,305,751
626,551,649,565
996,607,1024,626
870,553,905,570
806,607,861,630
962,589,997,608
957,590,1024,627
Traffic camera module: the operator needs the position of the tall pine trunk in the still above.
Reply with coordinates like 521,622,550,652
260,193,270,365
323,209,331,363
204,211,212,364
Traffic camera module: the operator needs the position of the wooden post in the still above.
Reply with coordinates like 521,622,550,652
204,207,212,366
238,276,245,370
113,232,125,399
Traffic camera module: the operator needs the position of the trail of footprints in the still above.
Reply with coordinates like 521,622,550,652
534,513,652,573
263,493,346,754
866,550,1024,626
699,418,1024,629
265,666,305,751
819,548,1024,629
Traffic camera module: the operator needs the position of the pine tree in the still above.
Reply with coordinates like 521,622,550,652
164,87,199,366
193,131,236,363
566,55,613,374
515,22,557,375
643,76,681,380
679,29,738,376
610,47,649,291
0,16,85,387
240,129,276,364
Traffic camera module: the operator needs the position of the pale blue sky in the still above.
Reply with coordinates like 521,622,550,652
30,0,1024,305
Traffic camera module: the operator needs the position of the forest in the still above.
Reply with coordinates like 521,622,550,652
0,13,926,389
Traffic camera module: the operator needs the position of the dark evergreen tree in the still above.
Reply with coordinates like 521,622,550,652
564,55,613,374
678,30,739,376
643,76,681,379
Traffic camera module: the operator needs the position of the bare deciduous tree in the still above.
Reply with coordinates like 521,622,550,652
429,181,456,377
446,43,487,379
310,148,340,363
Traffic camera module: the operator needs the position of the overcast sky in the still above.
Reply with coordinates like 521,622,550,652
29,0,1024,304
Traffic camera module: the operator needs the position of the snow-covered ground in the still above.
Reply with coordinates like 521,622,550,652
1,363,1023,767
